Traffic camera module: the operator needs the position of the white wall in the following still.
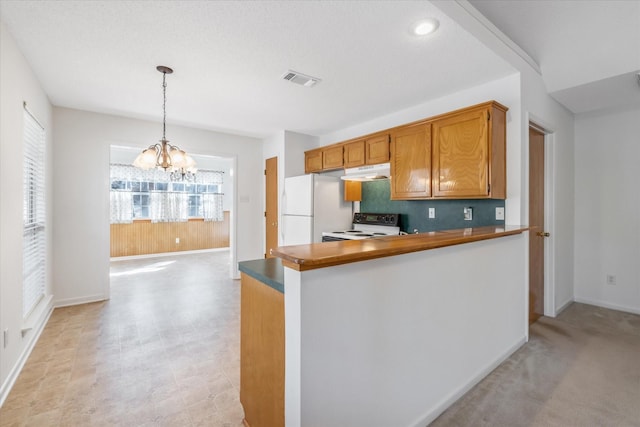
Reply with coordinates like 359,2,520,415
0,21,54,404
284,233,528,427
53,107,264,306
263,131,318,247
433,1,576,316
574,107,640,314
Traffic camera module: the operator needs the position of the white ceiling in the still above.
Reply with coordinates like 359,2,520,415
469,0,640,114
0,0,515,139
2,1,637,139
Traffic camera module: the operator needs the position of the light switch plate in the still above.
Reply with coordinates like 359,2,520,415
495,207,505,220
428,208,435,219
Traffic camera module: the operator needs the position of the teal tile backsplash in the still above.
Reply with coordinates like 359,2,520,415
360,180,505,233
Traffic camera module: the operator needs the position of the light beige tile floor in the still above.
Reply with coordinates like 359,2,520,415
4,249,640,427
0,250,244,427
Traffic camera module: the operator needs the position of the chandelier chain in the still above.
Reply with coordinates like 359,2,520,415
133,65,195,176
162,71,167,141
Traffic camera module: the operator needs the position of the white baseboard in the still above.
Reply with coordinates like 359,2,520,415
110,247,229,262
408,336,527,427
0,297,54,408
573,297,640,316
555,298,574,316
55,294,107,308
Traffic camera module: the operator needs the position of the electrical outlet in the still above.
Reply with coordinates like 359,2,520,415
496,207,505,220
606,275,616,286
463,207,473,221
428,207,435,219
175,237,180,244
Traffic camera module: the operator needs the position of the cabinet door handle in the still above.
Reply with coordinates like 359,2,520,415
536,232,550,237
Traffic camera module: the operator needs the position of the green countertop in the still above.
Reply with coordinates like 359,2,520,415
238,258,284,293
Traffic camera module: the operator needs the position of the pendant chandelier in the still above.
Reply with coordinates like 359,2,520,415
133,66,197,178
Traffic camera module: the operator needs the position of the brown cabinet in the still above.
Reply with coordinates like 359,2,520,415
432,102,506,199
305,145,344,173
344,181,362,201
365,134,390,164
343,135,390,169
390,123,431,199
305,101,506,200
305,148,323,174
240,272,284,427
343,140,365,168
323,145,344,170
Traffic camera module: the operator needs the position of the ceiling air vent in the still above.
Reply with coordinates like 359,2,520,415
281,70,321,87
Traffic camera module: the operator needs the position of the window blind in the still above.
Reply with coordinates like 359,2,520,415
23,106,46,318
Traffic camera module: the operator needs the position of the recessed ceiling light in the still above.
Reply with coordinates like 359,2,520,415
412,18,439,37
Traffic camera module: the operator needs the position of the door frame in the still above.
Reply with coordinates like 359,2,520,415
527,114,556,319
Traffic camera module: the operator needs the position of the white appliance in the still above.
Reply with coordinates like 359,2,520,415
322,213,400,241
340,162,390,181
281,174,352,245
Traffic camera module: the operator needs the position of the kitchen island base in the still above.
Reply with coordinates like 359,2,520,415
239,259,285,427
283,232,528,427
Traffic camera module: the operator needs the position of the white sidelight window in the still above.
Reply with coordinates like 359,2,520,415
22,105,46,318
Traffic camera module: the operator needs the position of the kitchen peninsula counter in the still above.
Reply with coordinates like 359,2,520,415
241,225,530,427
272,225,528,272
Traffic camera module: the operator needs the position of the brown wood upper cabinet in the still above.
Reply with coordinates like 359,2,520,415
365,134,390,165
390,123,431,199
305,145,344,173
305,148,323,173
431,102,507,199
322,145,344,170
343,140,366,168
344,134,390,169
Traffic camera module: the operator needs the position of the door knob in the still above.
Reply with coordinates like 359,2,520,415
536,231,550,237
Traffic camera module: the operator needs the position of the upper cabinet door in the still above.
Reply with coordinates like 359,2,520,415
322,145,344,170
343,140,365,168
432,107,490,198
390,123,431,199
305,149,323,174
432,102,506,198
365,134,390,165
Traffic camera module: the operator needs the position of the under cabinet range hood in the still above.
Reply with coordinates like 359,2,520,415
341,163,390,181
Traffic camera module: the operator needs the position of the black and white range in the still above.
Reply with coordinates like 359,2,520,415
321,213,400,241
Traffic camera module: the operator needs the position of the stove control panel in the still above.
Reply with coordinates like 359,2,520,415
353,213,399,226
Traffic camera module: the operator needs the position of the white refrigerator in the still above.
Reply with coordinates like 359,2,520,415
281,174,352,245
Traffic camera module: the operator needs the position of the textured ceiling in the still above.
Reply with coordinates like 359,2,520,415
469,0,640,114
0,0,515,138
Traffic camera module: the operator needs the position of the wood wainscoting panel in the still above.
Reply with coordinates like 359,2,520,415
110,211,230,257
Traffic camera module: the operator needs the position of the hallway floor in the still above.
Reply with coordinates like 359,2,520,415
432,302,640,426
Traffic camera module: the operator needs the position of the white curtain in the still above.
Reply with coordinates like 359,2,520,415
202,193,224,221
110,190,133,224
150,192,188,223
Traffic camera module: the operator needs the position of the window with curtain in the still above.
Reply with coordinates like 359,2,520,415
109,163,224,223
23,106,46,318
110,190,133,223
